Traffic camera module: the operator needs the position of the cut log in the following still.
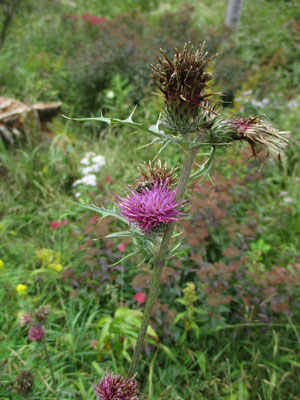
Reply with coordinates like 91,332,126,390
0,97,62,144
33,101,62,122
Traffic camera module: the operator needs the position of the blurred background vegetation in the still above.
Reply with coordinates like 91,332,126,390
0,0,300,399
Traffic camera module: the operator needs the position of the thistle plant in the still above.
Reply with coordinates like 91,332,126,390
20,306,58,397
67,42,288,390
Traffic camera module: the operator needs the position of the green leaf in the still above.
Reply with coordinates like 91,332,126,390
76,203,129,224
159,343,178,364
196,351,206,375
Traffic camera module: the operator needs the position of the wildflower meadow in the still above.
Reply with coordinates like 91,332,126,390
1,1,300,399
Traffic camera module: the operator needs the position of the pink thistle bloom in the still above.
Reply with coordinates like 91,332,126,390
115,181,185,233
28,325,45,342
91,339,97,349
92,371,140,400
134,293,147,304
92,216,99,222
19,312,33,326
118,243,126,253
50,221,61,229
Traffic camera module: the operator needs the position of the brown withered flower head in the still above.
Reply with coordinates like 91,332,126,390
137,159,177,189
230,116,289,160
16,370,34,396
152,42,220,133
35,305,50,323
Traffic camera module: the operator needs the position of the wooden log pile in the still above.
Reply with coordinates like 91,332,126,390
0,97,62,144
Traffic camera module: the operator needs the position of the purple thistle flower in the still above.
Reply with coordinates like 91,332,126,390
115,181,185,233
28,325,45,342
92,371,140,400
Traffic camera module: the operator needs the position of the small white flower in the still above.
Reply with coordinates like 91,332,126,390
283,197,293,204
91,155,106,167
82,165,101,175
80,152,96,165
73,174,97,187
75,192,81,198
106,90,115,99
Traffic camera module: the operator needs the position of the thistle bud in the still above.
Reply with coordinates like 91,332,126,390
137,159,177,187
16,370,34,396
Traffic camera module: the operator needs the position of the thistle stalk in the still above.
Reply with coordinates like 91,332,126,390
128,142,199,377
43,341,58,398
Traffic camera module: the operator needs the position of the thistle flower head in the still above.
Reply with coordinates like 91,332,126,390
16,370,34,396
28,325,45,342
35,305,50,323
152,42,220,133
115,181,185,233
92,371,140,400
230,116,289,160
19,312,33,326
137,159,177,186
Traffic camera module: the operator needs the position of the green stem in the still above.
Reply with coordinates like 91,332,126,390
127,144,199,378
43,341,58,398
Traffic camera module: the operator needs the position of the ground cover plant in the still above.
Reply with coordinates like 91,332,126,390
1,0,300,399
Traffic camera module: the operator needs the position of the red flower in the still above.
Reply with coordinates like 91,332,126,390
91,216,99,222
105,176,113,182
50,221,61,229
134,293,147,304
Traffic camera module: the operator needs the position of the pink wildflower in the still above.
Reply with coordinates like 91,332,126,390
92,371,140,400
118,243,126,252
28,325,45,342
91,339,97,349
19,312,33,326
134,293,147,304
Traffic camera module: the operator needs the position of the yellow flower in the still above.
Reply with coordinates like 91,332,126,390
36,248,54,265
48,263,62,272
16,284,28,295
54,263,62,272
0,260,4,269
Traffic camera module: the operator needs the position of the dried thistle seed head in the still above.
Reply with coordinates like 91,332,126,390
16,370,34,396
137,159,177,186
35,305,50,323
230,116,289,160
152,42,220,127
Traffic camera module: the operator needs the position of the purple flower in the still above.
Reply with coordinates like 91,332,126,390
115,181,185,232
92,371,139,400
28,325,45,342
